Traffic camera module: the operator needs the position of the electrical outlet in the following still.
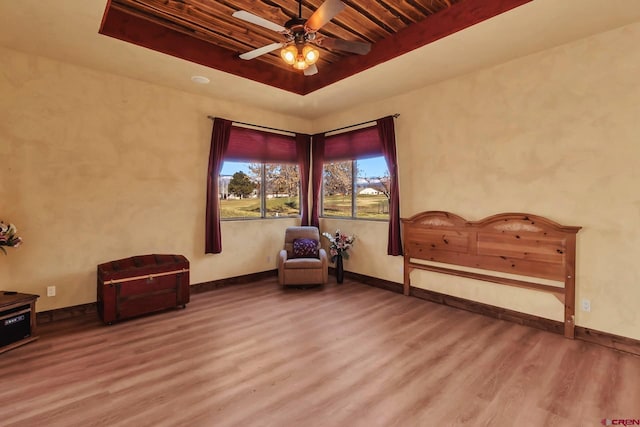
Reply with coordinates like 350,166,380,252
47,286,56,297
266,255,272,263
581,298,591,312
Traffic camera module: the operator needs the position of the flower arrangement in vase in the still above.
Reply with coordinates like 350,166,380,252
0,221,23,255
322,229,355,284
322,229,356,263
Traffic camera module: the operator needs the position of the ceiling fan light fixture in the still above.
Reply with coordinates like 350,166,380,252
234,0,360,76
302,45,319,65
294,55,309,70
281,45,297,65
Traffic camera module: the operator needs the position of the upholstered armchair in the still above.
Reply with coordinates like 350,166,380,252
278,226,328,286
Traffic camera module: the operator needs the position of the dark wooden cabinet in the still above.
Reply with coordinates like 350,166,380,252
0,292,39,354
97,254,190,324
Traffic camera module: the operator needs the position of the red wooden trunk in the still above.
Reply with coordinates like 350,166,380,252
97,254,190,324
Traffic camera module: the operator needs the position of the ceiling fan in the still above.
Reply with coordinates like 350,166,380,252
233,0,372,76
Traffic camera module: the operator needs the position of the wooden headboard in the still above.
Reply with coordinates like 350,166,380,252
402,211,581,338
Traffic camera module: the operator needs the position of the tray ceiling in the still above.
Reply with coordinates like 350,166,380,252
99,0,531,94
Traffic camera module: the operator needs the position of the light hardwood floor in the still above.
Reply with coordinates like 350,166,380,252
1,278,639,427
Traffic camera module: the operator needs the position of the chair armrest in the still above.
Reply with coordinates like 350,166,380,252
319,248,328,284
278,249,288,268
278,249,289,285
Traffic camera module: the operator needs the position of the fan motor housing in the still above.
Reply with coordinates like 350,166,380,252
285,17,306,32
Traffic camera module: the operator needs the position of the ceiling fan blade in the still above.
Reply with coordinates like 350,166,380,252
232,10,287,34
239,42,285,60
305,0,346,32
317,37,371,55
304,64,318,76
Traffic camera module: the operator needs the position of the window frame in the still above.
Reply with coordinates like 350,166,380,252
320,157,389,222
220,161,301,221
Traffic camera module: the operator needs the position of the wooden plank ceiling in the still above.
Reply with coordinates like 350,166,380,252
99,0,532,95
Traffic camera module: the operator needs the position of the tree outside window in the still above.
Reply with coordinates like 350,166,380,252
228,171,256,199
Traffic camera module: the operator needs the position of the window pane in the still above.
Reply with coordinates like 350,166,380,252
219,161,261,219
265,163,300,217
323,161,353,217
356,157,389,219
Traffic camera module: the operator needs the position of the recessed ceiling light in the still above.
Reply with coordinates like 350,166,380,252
191,75,210,84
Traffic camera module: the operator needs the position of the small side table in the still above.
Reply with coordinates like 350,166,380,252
0,292,39,354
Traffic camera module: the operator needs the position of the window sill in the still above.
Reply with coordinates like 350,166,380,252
320,216,389,223
222,216,301,222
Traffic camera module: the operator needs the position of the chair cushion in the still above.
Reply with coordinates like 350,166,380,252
284,257,322,269
292,238,320,259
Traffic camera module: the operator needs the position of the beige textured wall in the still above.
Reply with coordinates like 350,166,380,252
2,21,639,341
313,23,640,340
319,218,403,283
0,46,307,311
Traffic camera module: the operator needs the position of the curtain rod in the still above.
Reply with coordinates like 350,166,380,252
207,113,400,136
323,113,400,135
207,116,296,135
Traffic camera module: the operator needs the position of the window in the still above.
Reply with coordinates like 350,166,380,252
214,124,306,221
263,163,300,217
322,160,353,217
356,157,390,219
319,124,390,221
322,156,389,220
219,161,300,219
